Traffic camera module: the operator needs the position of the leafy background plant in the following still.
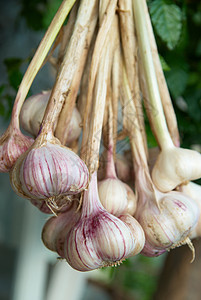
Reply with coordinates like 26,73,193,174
0,0,200,299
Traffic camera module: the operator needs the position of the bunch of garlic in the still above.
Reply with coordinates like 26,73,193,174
0,0,200,273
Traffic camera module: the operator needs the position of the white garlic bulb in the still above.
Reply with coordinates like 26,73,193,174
20,91,82,143
138,190,199,256
152,147,201,192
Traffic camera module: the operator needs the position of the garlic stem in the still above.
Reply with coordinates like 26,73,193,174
84,45,111,174
141,0,180,147
132,0,174,150
57,1,80,65
105,102,117,179
118,0,147,157
10,0,76,130
39,0,99,136
81,0,118,152
55,4,98,144
111,42,120,157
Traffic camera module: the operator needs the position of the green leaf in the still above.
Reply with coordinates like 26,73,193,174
184,89,201,122
150,0,182,50
43,0,62,29
159,54,170,71
165,67,188,98
4,58,23,91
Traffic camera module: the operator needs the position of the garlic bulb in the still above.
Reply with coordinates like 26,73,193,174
0,128,33,172
64,172,145,271
152,147,201,192
20,91,50,136
10,132,89,208
98,178,127,216
20,91,82,144
42,202,80,257
179,182,201,239
98,146,137,216
138,190,199,257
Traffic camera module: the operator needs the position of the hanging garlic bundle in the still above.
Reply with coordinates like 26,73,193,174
1,0,200,273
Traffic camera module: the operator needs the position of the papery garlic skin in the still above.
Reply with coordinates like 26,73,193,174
20,91,82,143
30,199,52,214
180,182,201,239
64,172,145,272
123,183,137,215
152,147,201,192
0,128,33,172
10,136,89,205
139,191,199,256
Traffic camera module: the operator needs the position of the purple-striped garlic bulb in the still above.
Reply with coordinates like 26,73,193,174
137,187,199,257
0,127,33,172
42,202,80,257
10,131,89,209
98,147,137,216
64,172,145,271
20,91,82,144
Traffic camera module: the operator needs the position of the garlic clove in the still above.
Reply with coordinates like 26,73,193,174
152,147,201,192
0,128,33,172
64,172,145,272
10,134,89,208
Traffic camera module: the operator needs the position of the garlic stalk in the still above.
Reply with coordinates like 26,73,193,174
133,0,201,192
98,100,137,216
121,64,199,258
20,91,82,144
55,1,98,144
0,0,76,172
64,172,145,271
118,0,148,158
81,0,118,160
141,0,180,147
